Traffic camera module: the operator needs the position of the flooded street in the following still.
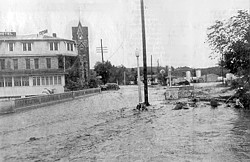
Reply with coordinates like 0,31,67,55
0,85,249,162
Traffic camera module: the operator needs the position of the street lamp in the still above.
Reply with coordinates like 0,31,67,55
168,66,172,87
135,49,142,103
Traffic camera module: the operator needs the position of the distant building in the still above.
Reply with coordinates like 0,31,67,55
0,32,77,98
201,74,219,82
147,74,158,85
166,75,178,85
72,21,90,85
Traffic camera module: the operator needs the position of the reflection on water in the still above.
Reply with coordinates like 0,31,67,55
230,110,250,160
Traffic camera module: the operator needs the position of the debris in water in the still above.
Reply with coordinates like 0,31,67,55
210,98,218,107
235,99,244,108
29,137,39,141
136,103,148,111
172,102,189,110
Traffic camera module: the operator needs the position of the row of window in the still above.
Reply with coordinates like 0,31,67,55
0,76,62,87
0,76,29,87
0,58,51,70
33,76,62,86
7,42,74,52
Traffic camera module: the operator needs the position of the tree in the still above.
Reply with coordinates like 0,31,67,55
157,68,167,85
129,68,137,84
207,10,250,78
94,61,112,84
207,10,250,109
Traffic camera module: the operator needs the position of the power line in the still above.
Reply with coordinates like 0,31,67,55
107,40,124,60
96,39,108,63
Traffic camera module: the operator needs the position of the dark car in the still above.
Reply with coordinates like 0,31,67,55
99,85,107,91
177,80,190,85
105,83,120,90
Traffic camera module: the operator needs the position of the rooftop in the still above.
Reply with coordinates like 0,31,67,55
0,33,75,42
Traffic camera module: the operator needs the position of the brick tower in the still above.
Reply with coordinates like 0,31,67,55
72,21,90,85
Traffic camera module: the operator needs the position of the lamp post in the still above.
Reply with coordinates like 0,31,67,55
169,66,172,87
135,49,142,103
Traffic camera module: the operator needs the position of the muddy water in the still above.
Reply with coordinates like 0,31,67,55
0,85,249,162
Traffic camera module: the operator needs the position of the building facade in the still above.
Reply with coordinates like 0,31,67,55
72,22,90,85
201,74,219,82
0,32,77,98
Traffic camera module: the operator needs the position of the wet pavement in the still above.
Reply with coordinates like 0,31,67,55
0,85,249,162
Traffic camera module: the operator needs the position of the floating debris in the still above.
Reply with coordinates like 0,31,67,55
210,98,218,107
172,102,189,110
136,103,148,111
29,137,39,142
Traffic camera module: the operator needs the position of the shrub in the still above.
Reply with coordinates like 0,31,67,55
231,78,250,109
241,92,250,109
88,79,98,88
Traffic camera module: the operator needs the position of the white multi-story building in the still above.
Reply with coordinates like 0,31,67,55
0,32,77,98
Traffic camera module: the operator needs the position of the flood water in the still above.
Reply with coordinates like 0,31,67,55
0,85,249,161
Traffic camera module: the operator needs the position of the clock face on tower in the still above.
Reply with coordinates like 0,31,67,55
78,35,83,40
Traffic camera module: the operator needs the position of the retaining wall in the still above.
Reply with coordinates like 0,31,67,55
165,86,194,100
0,88,101,114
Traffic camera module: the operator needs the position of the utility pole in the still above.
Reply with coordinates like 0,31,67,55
221,55,224,84
101,39,104,63
140,0,149,106
157,59,159,73
151,55,153,85
124,71,126,85
169,66,172,87
96,39,108,63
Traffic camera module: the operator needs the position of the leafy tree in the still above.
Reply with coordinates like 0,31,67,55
129,68,137,84
207,10,250,109
207,10,250,78
94,61,112,84
108,65,127,84
157,68,167,85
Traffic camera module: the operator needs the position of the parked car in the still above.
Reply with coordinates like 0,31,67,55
99,85,107,91
99,83,120,91
177,80,190,86
105,83,120,90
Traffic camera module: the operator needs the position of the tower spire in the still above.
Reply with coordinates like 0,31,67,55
79,6,81,22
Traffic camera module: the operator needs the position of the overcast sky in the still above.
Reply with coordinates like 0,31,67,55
0,0,249,68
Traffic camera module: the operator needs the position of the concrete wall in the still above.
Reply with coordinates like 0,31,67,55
0,88,101,114
0,100,15,114
14,88,101,110
165,86,194,99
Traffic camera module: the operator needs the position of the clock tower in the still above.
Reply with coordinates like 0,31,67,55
72,21,90,85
